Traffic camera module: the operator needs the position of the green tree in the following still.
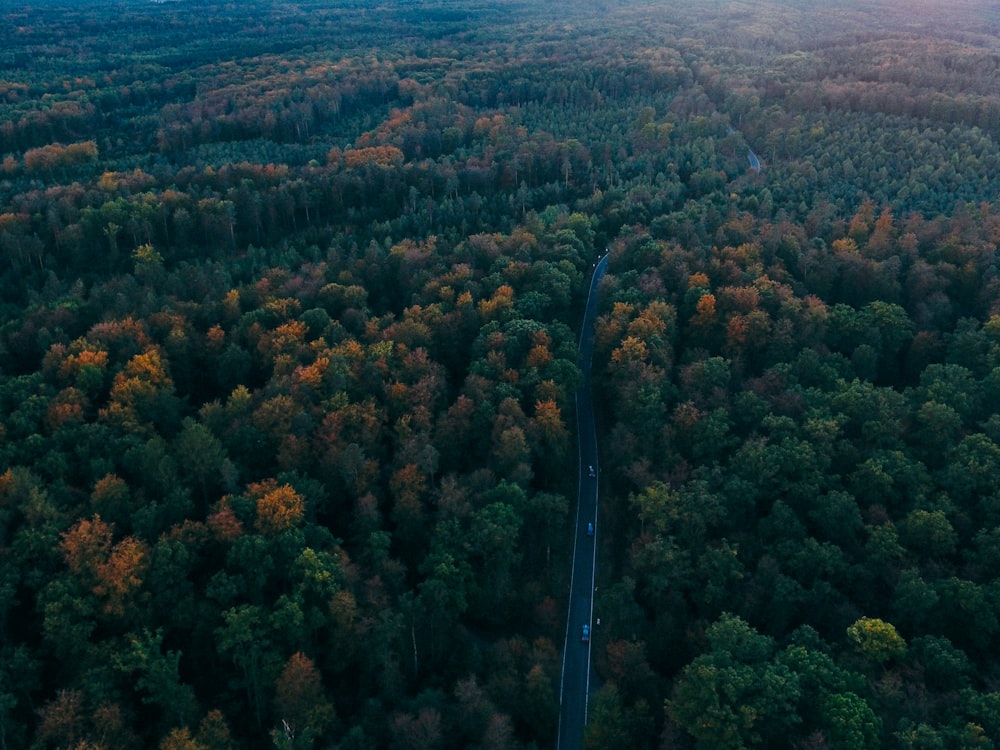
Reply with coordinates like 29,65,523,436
898,509,957,559
470,502,522,616
584,683,654,750
910,635,971,692
669,614,801,748
172,417,233,505
216,604,279,728
820,692,881,749
115,628,200,731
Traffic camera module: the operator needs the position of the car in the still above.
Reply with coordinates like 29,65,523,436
581,624,590,642
586,521,595,536
587,465,596,478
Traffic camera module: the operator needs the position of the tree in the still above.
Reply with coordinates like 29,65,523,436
34,689,84,750
932,577,999,654
389,462,429,554
90,474,132,530
252,481,305,535
389,706,442,750
668,614,801,748
846,617,906,667
100,347,180,435
160,726,208,750
172,418,233,505
133,242,164,281
910,635,971,692
115,628,199,731
820,692,881,750
910,401,962,467
452,676,502,747
470,502,522,616
272,652,335,749
603,639,659,710
94,534,149,617
419,547,474,624
531,398,570,474
897,509,957,560
61,514,113,580
60,513,149,617
215,604,278,728
891,568,940,634
584,684,654,750
195,710,235,750
521,663,558,743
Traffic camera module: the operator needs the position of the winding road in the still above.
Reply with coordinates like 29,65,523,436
556,250,609,750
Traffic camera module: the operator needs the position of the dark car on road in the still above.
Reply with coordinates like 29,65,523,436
581,624,590,642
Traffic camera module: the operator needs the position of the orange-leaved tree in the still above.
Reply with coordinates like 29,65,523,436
61,514,149,615
250,480,305,535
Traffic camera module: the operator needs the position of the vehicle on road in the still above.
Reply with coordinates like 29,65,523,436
581,624,590,642
587,522,594,536
587,465,596,478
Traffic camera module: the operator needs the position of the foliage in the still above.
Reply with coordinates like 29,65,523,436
4,0,1000,748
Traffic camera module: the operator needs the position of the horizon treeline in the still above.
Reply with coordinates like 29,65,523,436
4,0,1000,748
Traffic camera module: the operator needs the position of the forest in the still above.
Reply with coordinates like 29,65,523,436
4,0,1000,747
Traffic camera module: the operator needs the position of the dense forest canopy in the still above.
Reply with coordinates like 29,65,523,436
4,0,1000,748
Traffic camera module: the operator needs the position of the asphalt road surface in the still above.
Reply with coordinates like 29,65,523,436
556,250,609,750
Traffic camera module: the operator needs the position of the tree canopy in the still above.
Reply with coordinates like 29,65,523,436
4,0,1000,748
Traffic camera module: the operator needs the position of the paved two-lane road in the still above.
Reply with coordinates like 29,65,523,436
557,250,609,750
